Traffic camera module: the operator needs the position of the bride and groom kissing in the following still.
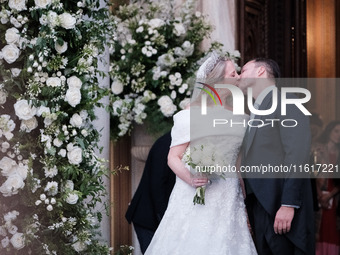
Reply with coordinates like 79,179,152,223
144,54,315,255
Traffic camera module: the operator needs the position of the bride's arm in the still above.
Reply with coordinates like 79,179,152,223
168,143,208,187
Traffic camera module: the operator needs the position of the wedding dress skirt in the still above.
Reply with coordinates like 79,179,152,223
145,108,257,255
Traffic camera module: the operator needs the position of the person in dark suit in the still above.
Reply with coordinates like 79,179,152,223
239,58,315,255
125,132,176,254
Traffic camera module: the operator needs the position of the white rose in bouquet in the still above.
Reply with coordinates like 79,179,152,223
0,157,16,177
14,100,37,120
70,113,83,128
53,138,62,147
8,225,18,235
0,174,25,196
72,240,86,252
55,41,68,54
111,80,124,95
47,11,59,27
65,88,81,107
20,117,38,132
46,77,61,87
44,181,58,196
157,95,177,117
5,28,20,44
4,210,19,223
0,89,8,105
36,105,50,117
9,232,25,250
63,180,74,191
173,22,186,36
58,149,66,157
66,192,79,204
67,146,82,165
15,164,28,180
1,44,20,64
8,0,27,12
34,0,51,9
148,18,165,29
67,76,82,89
11,68,21,77
1,237,9,248
59,13,76,30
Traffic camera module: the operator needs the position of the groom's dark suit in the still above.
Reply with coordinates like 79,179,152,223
242,90,315,255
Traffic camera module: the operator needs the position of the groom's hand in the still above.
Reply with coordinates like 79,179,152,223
273,206,295,235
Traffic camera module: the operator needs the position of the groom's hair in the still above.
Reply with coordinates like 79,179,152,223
253,58,281,79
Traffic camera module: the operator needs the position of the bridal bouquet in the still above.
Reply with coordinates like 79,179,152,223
183,144,226,205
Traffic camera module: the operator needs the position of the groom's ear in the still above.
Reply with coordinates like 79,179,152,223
257,66,266,77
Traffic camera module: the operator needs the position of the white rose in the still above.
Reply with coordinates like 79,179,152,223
11,68,21,77
0,90,8,105
157,95,177,117
65,192,79,205
14,100,37,120
9,232,25,250
67,76,82,89
59,13,76,30
0,174,25,196
44,181,58,196
65,88,81,107
81,129,88,137
34,0,51,8
0,157,16,174
148,18,165,28
111,80,124,95
1,44,20,64
55,41,68,54
70,113,83,128
64,180,74,191
174,23,186,36
46,205,53,211
58,149,66,157
8,225,18,235
4,210,19,222
53,138,62,147
8,0,27,12
46,77,61,87
5,28,20,44
67,146,82,165
20,117,38,132
72,240,86,252
1,237,9,248
36,105,50,117
46,11,58,27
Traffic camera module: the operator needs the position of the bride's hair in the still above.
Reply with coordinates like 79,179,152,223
205,57,232,85
191,57,232,106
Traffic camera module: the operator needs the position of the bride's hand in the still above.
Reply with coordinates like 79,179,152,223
190,177,209,188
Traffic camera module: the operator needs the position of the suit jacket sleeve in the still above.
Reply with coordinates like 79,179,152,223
149,133,175,223
279,94,311,206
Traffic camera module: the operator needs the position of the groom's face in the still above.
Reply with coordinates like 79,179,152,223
237,61,258,93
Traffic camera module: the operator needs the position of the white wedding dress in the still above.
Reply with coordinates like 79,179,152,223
145,107,257,255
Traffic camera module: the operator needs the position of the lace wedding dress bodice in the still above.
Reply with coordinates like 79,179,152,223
145,109,257,255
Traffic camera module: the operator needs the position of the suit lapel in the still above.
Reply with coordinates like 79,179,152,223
245,93,273,156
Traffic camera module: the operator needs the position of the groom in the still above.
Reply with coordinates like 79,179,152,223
239,58,314,255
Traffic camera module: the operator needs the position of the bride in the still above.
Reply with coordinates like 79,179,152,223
145,52,257,255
